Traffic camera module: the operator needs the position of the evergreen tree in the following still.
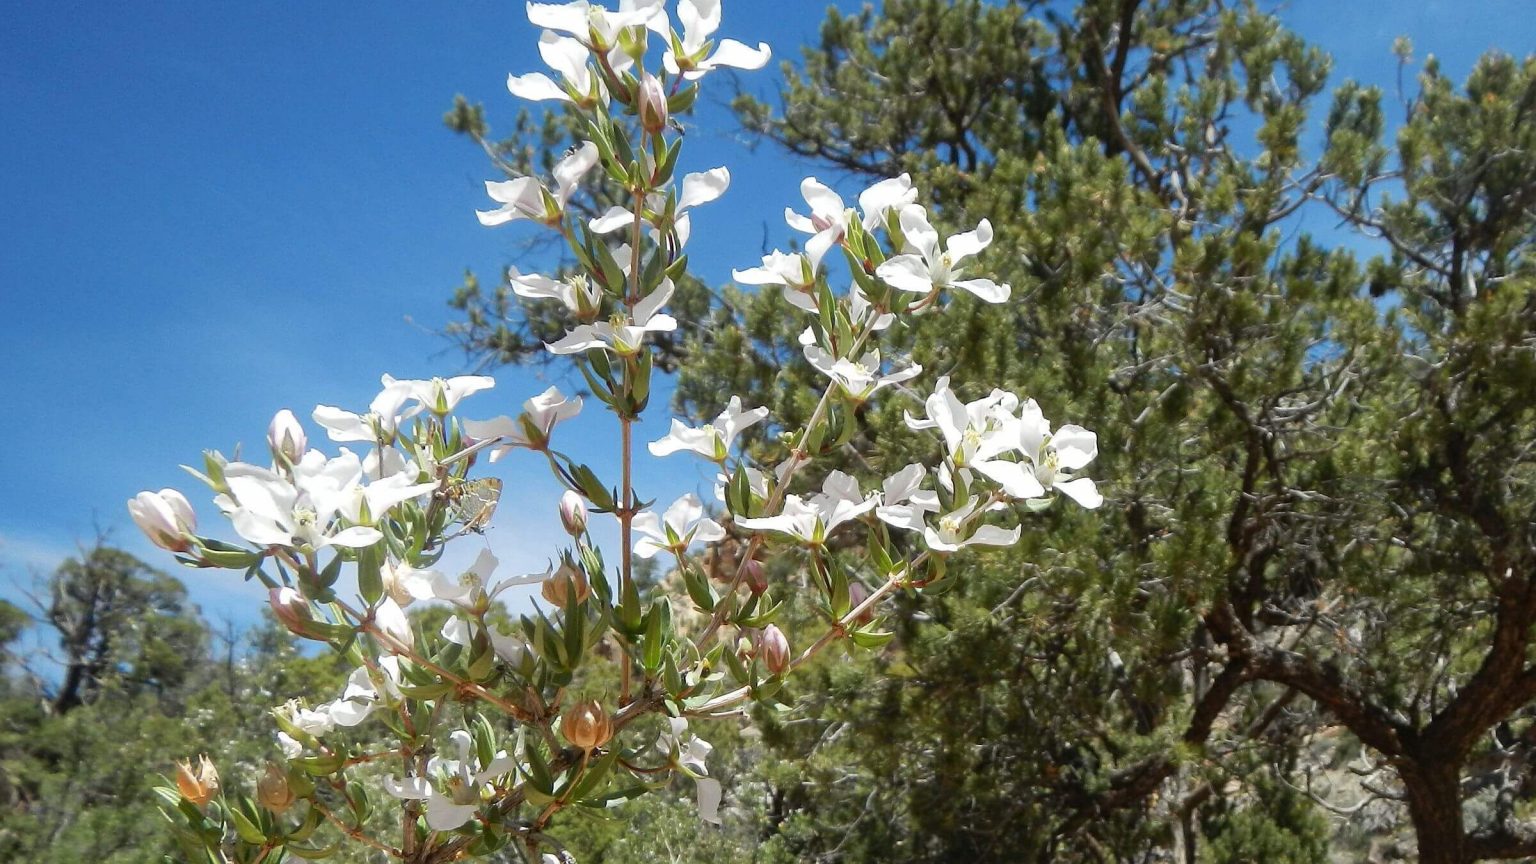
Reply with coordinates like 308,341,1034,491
447,3,1536,860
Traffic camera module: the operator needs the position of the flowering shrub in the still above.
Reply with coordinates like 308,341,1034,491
134,1,1100,860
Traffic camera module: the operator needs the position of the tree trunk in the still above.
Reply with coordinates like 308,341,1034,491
1403,760,1467,864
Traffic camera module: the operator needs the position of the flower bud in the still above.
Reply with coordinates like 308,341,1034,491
256,763,296,814
269,587,320,639
267,409,307,464
562,699,612,751
758,624,791,676
128,489,197,553
637,72,668,135
559,490,588,536
175,754,220,808
742,557,768,595
846,581,875,625
541,560,590,608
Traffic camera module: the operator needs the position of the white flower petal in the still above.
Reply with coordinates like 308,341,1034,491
1056,477,1103,509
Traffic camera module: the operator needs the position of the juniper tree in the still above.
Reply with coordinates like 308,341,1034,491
447,1,1536,860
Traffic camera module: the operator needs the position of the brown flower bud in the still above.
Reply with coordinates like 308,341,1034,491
175,754,220,808
256,763,296,815
562,699,612,751
758,624,791,676
541,560,591,608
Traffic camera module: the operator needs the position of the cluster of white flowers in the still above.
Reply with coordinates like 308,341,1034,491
137,1,1101,858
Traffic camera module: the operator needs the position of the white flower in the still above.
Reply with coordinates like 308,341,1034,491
219,453,380,550
732,249,822,312
383,730,518,831
313,374,421,443
507,32,603,106
923,496,1021,553
804,345,922,402
713,464,768,507
735,471,874,544
463,386,583,458
277,732,303,759
280,700,335,737
663,0,771,81
849,280,896,331
633,494,726,558
874,463,939,532
969,401,1100,508
1018,401,1102,509
655,717,721,823
128,488,197,552
477,141,599,227
649,397,767,461
546,278,677,356
876,205,1009,303
329,658,401,727
785,174,917,267
399,549,553,609
395,375,495,415
372,597,414,648
904,376,1019,467
439,607,529,665
589,167,730,250
508,267,604,320
527,0,668,50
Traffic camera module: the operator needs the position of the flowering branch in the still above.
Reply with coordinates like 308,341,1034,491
137,1,1100,860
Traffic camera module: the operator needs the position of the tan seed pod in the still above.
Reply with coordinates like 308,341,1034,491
562,699,612,751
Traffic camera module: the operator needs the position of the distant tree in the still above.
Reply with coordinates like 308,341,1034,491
45,543,204,714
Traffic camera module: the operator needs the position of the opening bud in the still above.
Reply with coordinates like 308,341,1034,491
127,489,197,553
267,409,307,464
559,490,589,536
758,624,791,676
256,762,296,814
562,699,612,751
175,754,220,808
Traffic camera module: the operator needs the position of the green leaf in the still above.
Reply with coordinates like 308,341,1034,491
230,806,267,845
849,628,895,649
357,545,383,606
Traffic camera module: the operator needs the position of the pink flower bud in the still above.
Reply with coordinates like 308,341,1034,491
638,72,668,135
758,624,790,676
127,489,196,552
269,587,317,638
267,409,307,463
560,490,588,536
742,557,767,595
847,581,874,624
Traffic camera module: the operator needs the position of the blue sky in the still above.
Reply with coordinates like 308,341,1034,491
1,1,1531,639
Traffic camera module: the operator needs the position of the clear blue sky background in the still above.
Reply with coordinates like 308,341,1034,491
1,1,1531,640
